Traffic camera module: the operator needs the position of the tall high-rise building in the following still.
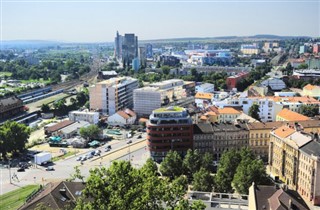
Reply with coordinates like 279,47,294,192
114,31,123,60
138,46,146,68
146,44,153,59
122,33,138,68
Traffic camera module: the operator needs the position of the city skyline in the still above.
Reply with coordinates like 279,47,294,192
1,0,319,42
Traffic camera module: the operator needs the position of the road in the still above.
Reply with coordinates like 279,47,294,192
0,134,149,195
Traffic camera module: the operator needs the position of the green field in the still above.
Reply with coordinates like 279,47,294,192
0,71,12,77
0,185,39,210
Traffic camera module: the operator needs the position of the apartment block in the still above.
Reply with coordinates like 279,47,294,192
193,122,249,160
146,106,193,162
269,124,320,207
133,79,195,116
89,77,139,115
226,72,249,90
247,120,320,162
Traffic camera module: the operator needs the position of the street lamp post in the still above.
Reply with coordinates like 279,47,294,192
8,159,12,184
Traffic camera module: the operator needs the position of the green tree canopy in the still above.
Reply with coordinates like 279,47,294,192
41,103,50,113
183,149,202,179
75,160,203,210
214,149,241,193
0,121,31,159
248,103,260,121
299,104,319,117
192,168,214,192
79,125,101,140
160,151,183,179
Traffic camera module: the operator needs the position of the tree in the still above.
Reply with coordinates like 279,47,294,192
41,103,50,113
79,125,100,140
183,149,202,179
201,153,214,172
0,121,31,159
297,63,308,69
161,65,171,75
75,160,202,210
192,168,214,192
248,103,260,121
299,104,319,117
160,151,183,178
214,149,241,193
232,149,268,194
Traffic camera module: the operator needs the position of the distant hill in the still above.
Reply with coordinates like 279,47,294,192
1,40,62,49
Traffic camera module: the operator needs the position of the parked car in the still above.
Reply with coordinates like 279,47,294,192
86,154,93,159
81,156,87,161
17,168,25,172
94,150,101,156
105,147,111,152
76,156,82,161
46,166,54,171
137,135,142,139
106,145,112,149
126,140,132,144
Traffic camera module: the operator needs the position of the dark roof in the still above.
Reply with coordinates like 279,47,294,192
254,185,278,210
254,185,309,210
300,140,320,156
0,96,22,106
247,120,320,130
45,120,74,132
20,181,86,210
193,122,248,134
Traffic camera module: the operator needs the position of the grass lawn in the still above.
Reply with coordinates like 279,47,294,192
52,151,78,162
0,185,39,210
0,71,12,77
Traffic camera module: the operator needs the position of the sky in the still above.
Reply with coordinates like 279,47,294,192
1,0,319,42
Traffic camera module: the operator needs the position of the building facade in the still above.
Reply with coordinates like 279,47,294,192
133,79,194,116
68,110,99,124
0,96,24,119
268,124,320,207
226,72,249,90
147,106,193,162
193,122,249,160
195,83,215,93
89,77,139,115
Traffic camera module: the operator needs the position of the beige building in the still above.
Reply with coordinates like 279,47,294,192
302,84,320,98
246,120,320,162
268,124,320,207
276,108,310,122
89,77,139,115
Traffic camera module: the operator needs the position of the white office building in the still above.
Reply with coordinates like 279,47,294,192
69,110,99,124
89,77,139,115
195,83,215,93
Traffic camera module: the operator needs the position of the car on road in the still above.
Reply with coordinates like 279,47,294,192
81,156,87,161
76,156,82,161
86,154,93,159
94,150,101,156
17,168,25,172
126,140,132,144
46,166,54,171
105,147,111,152
106,145,112,149
137,135,142,139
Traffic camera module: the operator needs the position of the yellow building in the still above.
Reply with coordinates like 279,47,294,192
268,124,320,208
302,84,320,98
247,120,320,162
217,107,241,123
276,108,310,121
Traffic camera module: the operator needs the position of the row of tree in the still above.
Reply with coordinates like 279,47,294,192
160,148,269,194
72,160,206,210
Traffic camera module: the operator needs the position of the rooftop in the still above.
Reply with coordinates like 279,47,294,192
246,120,320,130
300,140,320,157
46,120,74,133
153,106,184,113
303,84,320,90
195,92,213,100
218,107,241,114
273,125,296,138
277,108,309,121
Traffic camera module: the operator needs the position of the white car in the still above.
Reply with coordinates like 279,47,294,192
76,156,82,161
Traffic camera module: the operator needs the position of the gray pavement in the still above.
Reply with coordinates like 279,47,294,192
0,133,148,195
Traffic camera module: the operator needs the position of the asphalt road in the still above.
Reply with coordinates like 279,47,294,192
0,133,148,195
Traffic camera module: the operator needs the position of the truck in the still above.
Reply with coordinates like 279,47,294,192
34,152,52,165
